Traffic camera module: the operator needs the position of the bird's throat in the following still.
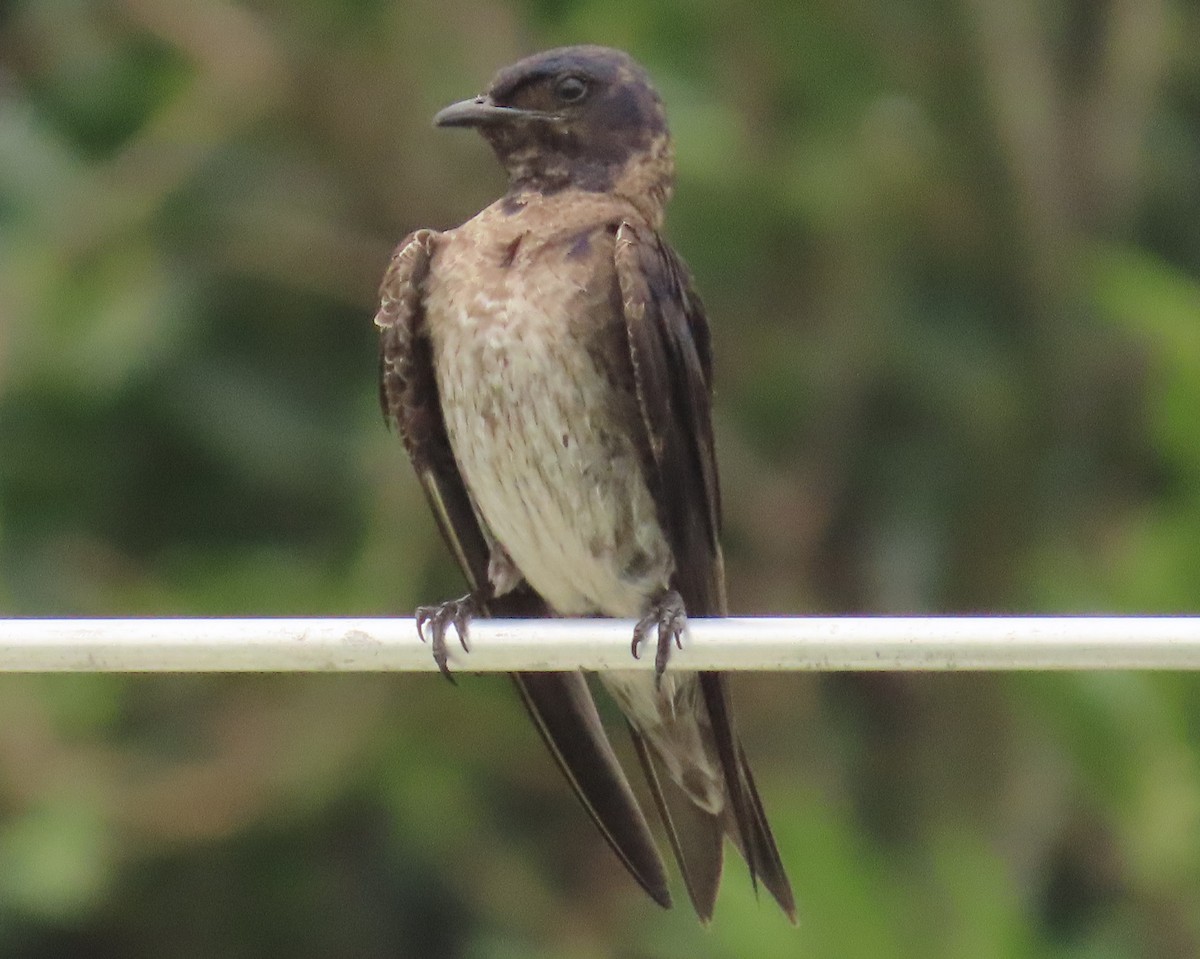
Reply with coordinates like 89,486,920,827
496,137,673,229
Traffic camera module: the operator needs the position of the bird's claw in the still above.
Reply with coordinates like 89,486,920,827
631,590,687,689
416,594,477,683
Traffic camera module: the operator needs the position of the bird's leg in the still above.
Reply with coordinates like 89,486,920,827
631,589,687,689
416,594,479,683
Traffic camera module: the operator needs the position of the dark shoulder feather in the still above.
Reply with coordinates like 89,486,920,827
614,221,724,616
375,229,490,591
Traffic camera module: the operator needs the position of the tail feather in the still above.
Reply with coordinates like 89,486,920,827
619,672,796,922
627,722,724,923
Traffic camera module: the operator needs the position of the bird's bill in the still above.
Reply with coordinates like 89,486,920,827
433,95,554,128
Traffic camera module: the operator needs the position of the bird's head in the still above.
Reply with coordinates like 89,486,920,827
434,46,674,225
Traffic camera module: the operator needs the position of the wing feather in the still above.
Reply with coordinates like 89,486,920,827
614,222,795,920
613,222,724,615
376,230,491,592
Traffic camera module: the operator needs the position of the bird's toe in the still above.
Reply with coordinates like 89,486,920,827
416,594,478,683
631,589,688,688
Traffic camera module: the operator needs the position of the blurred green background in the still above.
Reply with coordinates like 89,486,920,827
2,0,1200,955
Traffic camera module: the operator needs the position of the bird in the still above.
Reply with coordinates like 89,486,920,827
374,44,794,923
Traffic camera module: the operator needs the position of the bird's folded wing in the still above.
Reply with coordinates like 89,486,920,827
615,222,796,920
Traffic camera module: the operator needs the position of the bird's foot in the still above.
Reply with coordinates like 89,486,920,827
631,589,687,689
416,594,477,683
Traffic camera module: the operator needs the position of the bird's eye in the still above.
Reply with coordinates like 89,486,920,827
554,75,589,104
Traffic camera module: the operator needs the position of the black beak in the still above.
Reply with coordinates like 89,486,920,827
433,95,553,128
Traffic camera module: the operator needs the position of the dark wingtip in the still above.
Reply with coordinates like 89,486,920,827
510,672,672,910
698,673,798,921
736,740,797,920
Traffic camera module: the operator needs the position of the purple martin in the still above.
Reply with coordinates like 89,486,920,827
375,45,794,922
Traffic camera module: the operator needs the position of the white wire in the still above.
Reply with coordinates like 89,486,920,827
1,617,1199,672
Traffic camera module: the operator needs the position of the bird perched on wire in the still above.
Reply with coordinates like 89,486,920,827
375,44,794,922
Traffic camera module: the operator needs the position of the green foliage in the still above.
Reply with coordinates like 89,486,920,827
2,0,1200,955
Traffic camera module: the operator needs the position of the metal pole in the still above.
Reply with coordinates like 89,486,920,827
1,617,1199,672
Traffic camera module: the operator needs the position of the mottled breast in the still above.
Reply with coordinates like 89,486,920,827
423,194,674,617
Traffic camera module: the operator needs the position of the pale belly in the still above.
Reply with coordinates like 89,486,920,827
433,292,720,805
428,277,674,618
